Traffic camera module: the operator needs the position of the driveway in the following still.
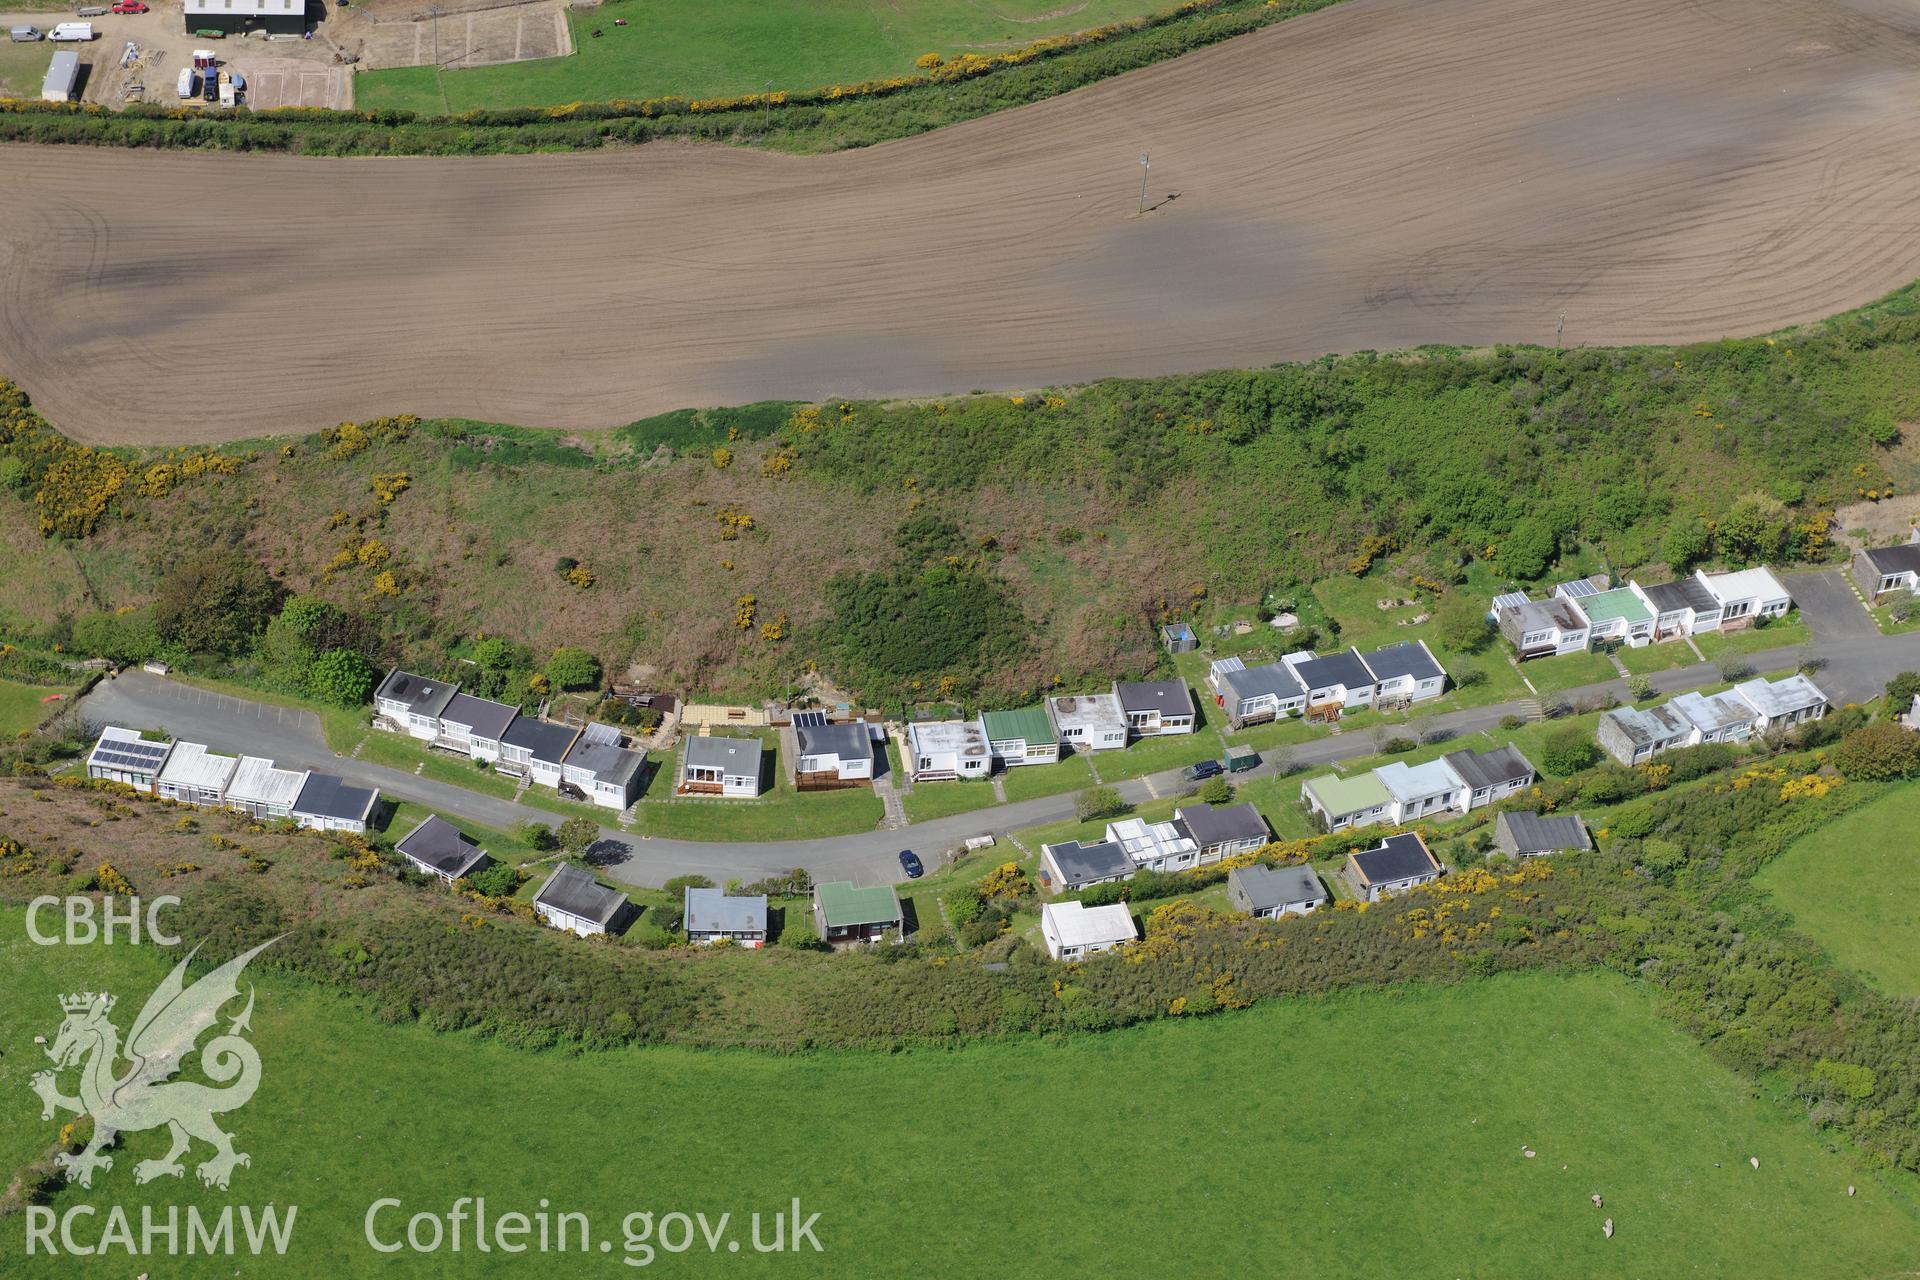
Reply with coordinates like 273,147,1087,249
1786,569,1878,643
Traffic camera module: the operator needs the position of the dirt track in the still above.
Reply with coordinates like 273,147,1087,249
7,0,1920,444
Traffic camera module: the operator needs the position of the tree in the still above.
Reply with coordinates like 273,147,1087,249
778,914,822,949
519,821,558,851
307,648,377,707
1628,675,1655,703
1884,671,1920,712
1196,775,1232,805
1661,516,1711,570
1075,786,1130,822
1716,493,1790,563
976,861,1033,902
1499,517,1558,581
1539,725,1600,776
1433,592,1493,653
152,548,284,659
557,816,599,854
544,647,602,691
466,862,519,897
70,606,161,664
663,874,714,895
1831,721,1920,781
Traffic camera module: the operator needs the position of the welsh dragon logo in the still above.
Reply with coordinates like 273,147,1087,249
31,938,278,1190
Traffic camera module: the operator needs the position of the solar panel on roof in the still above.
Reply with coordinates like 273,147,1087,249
1556,578,1599,599
792,710,827,727
96,751,161,769
581,722,622,746
1492,591,1529,612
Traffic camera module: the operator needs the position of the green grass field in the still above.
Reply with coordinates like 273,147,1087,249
1756,782,1920,996
0,678,70,736
1693,615,1812,663
6,918,1917,1278
902,778,998,824
355,0,1163,114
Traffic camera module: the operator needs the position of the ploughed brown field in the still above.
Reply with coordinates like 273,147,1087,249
6,0,1920,445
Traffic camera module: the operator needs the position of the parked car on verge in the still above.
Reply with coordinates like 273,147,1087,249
1182,759,1224,782
897,850,924,879
49,22,95,40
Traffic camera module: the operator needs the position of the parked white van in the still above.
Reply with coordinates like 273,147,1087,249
49,22,96,41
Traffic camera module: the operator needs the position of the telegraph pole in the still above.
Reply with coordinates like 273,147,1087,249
1138,151,1151,215
1556,312,1567,349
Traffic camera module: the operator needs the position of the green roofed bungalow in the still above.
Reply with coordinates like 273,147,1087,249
1300,771,1392,833
979,706,1061,767
1579,587,1654,643
813,880,904,944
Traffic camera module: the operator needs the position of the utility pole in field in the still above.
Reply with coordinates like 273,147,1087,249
1138,151,1151,215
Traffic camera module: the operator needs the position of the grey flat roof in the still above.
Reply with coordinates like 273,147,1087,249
291,772,377,822
1862,542,1920,575
1290,648,1374,692
1351,832,1439,885
563,737,645,786
395,815,488,878
1503,597,1587,632
535,863,626,925
1114,679,1192,716
442,692,518,741
683,886,768,934
502,718,580,763
1441,745,1535,791
1360,640,1444,683
1216,661,1306,704
1603,704,1691,748
796,720,872,762
1231,863,1326,910
376,668,459,719
1045,838,1135,885
1173,801,1268,849
1497,810,1592,852
684,734,764,771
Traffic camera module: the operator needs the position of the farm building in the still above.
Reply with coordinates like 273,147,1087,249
182,0,308,37
42,49,79,104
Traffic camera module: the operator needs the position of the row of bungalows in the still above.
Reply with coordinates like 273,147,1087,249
1596,673,1829,765
374,669,646,811
1493,568,1793,659
85,725,379,833
1040,800,1272,892
1299,744,1537,832
900,681,1198,784
1205,640,1448,728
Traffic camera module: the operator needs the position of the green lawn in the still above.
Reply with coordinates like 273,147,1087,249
0,678,71,736
902,778,999,824
998,753,1094,803
1756,782,1920,996
354,0,1163,114
7,922,1918,1279
1525,650,1622,697
1093,724,1226,782
1618,640,1702,676
1693,615,1812,663
354,730,524,801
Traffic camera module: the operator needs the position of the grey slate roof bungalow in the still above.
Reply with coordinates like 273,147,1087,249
1493,811,1592,858
561,735,648,810
1228,864,1328,918
1040,838,1136,893
500,718,582,787
1360,640,1448,704
680,734,765,797
1596,704,1693,765
1286,647,1378,711
395,814,490,885
439,692,519,761
290,773,380,834
683,886,769,946
1853,536,1920,599
533,864,629,937
1343,832,1444,903
374,668,460,741
1441,745,1537,809
1114,679,1197,737
1172,802,1270,860
1207,658,1307,729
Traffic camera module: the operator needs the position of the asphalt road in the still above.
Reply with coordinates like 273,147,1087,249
75,600,1920,888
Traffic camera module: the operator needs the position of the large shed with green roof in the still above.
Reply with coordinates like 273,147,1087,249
813,880,904,944
979,706,1060,767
